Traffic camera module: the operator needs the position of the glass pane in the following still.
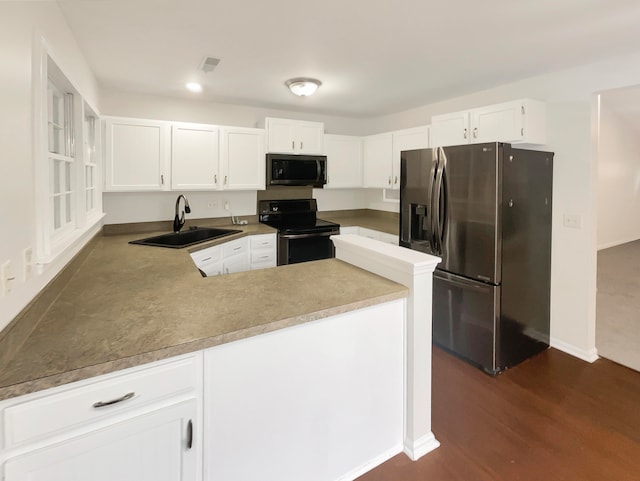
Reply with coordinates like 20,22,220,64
65,193,72,222
53,160,61,194
53,196,61,230
65,162,71,192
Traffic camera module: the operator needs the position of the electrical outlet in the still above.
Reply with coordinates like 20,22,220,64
224,201,230,211
207,201,217,209
2,260,14,296
24,247,33,280
563,213,582,229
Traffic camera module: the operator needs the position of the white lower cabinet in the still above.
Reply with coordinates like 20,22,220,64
4,400,197,481
190,234,276,276
249,233,277,270
0,353,202,481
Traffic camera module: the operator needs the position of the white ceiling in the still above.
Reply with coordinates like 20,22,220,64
58,0,640,118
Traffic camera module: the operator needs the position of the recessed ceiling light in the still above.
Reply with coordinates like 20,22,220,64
285,78,321,97
186,82,203,93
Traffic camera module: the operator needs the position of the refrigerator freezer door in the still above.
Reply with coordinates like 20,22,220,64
400,148,437,254
433,269,500,374
439,143,502,283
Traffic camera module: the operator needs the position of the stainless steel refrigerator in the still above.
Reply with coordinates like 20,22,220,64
400,142,553,374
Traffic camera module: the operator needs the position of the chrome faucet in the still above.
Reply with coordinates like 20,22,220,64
173,194,191,233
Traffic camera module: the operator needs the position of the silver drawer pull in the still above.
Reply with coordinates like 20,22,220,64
259,255,269,259
201,256,212,262
233,246,241,251
93,392,135,409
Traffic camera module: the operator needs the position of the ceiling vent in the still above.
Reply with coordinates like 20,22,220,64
199,57,220,73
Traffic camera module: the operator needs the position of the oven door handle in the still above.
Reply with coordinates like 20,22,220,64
279,231,338,240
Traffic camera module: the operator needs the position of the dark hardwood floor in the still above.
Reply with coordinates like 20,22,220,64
358,347,640,481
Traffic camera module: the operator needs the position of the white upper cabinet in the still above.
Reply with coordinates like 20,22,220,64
104,117,266,192
363,132,393,188
219,127,265,190
363,126,429,190
104,118,170,191
265,117,324,154
171,123,220,190
430,111,470,147
431,99,546,147
391,125,430,189
324,134,363,188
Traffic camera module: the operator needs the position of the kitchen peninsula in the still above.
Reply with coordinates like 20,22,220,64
0,226,440,481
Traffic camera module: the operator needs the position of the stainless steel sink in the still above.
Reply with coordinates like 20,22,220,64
129,227,242,249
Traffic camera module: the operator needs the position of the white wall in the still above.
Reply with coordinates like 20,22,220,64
597,103,640,249
0,2,100,332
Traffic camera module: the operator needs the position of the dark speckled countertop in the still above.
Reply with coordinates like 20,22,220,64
0,216,405,401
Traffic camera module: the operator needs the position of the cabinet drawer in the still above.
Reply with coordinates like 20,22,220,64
222,237,248,257
190,245,221,265
250,233,276,250
250,249,276,267
2,355,200,449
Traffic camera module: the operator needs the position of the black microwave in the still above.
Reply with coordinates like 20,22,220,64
266,153,327,188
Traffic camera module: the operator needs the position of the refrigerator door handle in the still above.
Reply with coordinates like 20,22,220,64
426,149,437,250
432,147,446,255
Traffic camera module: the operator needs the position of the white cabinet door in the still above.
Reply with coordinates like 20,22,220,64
220,127,265,190
4,400,198,481
265,117,297,153
221,237,249,274
363,132,393,188
104,118,170,191
391,126,430,190
171,123,220,190
472,99,546,144
324,134,363,188
430,111,470,147
296,121,324,154
471,101,523,143
265,118,324,154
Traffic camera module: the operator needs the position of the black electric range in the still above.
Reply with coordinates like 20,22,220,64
258,199,340,265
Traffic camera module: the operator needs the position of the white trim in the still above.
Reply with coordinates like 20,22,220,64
550,337,599,363
38,213,105,267
403,432,441,461
335,444,404,481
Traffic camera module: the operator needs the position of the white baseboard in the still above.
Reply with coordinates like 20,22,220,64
403,432,441,461
550,337,599,363
598,236,640,251
335,444,403,481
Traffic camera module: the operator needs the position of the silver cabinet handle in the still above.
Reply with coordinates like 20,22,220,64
224,175,228,185
300,141,304,150
292,140,295,150
214,174,217,184
394,175,398,185
225,267,229,274
463,128,467,139
201,256,212,262
233,246,241,251
388,176,392,185
473,127,478,138
160,174,164,185
93,392,135,409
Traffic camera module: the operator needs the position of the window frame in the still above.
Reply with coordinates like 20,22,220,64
34,37,104,264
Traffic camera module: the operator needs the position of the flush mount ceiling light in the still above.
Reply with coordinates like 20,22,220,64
186,82,203,93
285,78,322,97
